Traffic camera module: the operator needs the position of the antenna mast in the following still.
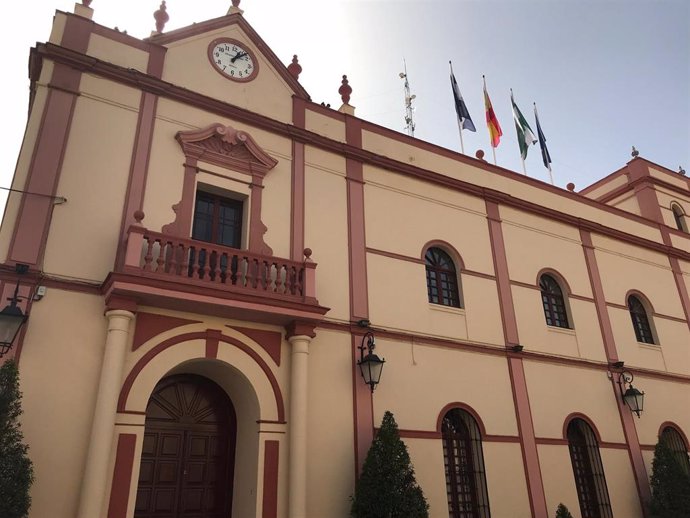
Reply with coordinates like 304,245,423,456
399,60,416,137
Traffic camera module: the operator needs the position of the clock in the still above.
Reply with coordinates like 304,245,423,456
208,38,258,82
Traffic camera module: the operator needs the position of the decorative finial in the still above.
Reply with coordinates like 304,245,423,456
303,248,313,260
475,149,485,161
154,1,169,33
287,55,302,80
82,0,93,6
566,182,576,192
339,75,352,105
232,0,241,6
631,146,639,158
133,210,145,224
680,166,686,176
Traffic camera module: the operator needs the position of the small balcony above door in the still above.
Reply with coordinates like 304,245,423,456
104,224,328,325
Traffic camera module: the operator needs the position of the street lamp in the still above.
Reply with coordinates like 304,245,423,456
357,331,385,392
616,370,645,418
0,264,29,357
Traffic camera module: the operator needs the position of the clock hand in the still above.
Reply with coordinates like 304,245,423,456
231,51,247,63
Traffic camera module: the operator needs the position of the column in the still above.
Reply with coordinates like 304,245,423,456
76,310,134,518
287,331,312,518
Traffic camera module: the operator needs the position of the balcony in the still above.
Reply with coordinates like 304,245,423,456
103,225,328,324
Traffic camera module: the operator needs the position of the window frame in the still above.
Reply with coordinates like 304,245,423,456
441,408,491,518
627,294,656,345
539,273,571,329
425,246,463,308
671,203,687,232
192,187,246,249
660,425,690,475
566,418,613,518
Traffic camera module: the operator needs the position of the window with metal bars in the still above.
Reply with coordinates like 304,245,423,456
425,247,461,308
627,295,655,344
661,426,690,475
672,204,687,232
441,409,490,518
539,274,570,328
567,419,613,518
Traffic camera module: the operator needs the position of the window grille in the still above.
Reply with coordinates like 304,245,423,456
661,426,690,475
425,248,461,308
628,295,655,344
539,274,570,328
567,419,613,518
441,409,490,518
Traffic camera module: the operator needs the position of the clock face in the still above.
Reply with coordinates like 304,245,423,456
208,38,257,82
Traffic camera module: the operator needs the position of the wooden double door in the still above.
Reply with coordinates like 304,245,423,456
135,374,237,518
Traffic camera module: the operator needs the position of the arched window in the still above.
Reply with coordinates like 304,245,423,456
539,274,570,328
628,295,655,344
425,247,461,308
441,409,490,518
671,204,687,232
567,419,613,518
660,426,690,475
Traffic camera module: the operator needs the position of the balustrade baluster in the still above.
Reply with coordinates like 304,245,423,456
273,264,284,293
190,247,199,279
297,266,304,295
212,250,222,283
168,243,179,276
284,266,293,294
230,254,238,285
260,261,269,290
143,238,154,271
156,239,166,273
243,256,253,288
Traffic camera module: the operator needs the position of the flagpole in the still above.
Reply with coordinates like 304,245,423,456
449,61,465,154
534,102,555,185
483,75,497,165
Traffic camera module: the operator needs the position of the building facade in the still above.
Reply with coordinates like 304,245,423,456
1,3,689,518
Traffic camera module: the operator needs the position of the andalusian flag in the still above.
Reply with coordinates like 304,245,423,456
511,91,536,160
483,78,502,148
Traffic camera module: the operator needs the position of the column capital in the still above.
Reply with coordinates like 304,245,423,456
285,320,316,341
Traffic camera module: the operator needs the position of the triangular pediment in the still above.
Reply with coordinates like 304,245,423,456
176,123,278,176
148,13,309,101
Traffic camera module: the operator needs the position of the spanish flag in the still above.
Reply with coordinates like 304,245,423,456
483,77,502,148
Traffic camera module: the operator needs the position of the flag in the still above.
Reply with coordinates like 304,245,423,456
450,71,476,132
511,91,537,160
483,81,502,147
534,104,552,171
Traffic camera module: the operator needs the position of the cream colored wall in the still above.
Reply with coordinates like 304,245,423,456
305,109,346,143
523,361,625,442
484,443,532,518
632,376,690,447
303,146,349,321
373,339,518,436
581,173,629,201
306,329,355,518
19,289,108,518
161,27,293,123
362,129,663,244
649,167,689,189
602,448,644,517
42,75,139,280
86,33,149,73
607,192,640,215
0,63,53,261
656,187,690,229
539,444,581,516
405,438,447,518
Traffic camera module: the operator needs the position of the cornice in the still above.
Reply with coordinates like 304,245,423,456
33,43,690,263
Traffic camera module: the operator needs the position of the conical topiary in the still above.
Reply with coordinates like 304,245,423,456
649,438,690,518
0,360,34,518
351,411,429,518
555,503,574,518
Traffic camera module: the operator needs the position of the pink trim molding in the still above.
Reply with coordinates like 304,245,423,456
262,440,280,518
132,312,200,351
107,433,137,518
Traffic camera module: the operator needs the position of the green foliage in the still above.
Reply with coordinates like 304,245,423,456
649,439,690,518
555,503,574,518
0,360,34,518
351,411,429,518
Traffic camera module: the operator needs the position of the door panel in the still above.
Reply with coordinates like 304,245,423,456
134,374,236,518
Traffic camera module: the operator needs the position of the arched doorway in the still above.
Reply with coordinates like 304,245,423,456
134,374,237,518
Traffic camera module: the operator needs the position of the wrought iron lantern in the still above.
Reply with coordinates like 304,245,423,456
0,265,29,358
357,331,385,392
617,370,645,418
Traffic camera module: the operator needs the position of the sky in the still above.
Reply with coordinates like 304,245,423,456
1,0,688,215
